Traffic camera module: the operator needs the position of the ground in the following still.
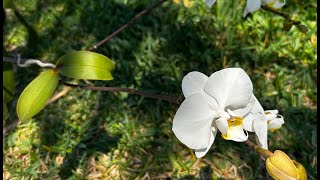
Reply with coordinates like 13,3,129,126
3,0,317,179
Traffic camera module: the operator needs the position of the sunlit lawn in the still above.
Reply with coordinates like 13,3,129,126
3,0,317,179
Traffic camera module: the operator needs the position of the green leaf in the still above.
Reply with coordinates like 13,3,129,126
56,51,115,80
3,62,15,104
3,0,15,9
17,69,59,121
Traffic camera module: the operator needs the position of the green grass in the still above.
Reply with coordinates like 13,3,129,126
3,0,317,179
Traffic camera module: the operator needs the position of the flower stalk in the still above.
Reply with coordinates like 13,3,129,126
61,81,183,105
244,140,308,180
261,5,308,33
244,139,273,159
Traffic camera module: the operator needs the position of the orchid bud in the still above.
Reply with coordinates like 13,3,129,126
266,150,307,180
292,160,308,180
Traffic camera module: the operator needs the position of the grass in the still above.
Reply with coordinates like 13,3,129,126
3,0,317,179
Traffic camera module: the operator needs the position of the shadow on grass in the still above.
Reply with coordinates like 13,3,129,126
3,0,317,179
57,127,119,179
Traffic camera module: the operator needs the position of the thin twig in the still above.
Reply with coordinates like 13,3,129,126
88,0,169,51
244,140,273,159
61,81,183,105
261,5,300,25
45,86,72,106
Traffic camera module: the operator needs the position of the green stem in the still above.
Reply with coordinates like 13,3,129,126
244,140,273,159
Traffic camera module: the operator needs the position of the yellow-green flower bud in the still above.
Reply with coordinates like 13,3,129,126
292,160,308,180
266,150,307,180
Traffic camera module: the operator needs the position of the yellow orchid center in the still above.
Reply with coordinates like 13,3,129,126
266,0,284,10
267,1,277,7
221,116,243,140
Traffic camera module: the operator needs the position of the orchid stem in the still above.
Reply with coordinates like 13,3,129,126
244,140,273,159
61,81,183,105
261,5,301,26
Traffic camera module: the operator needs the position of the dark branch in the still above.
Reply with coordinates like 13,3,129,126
61,81,183,105
87,0,169,51
261,5,300,25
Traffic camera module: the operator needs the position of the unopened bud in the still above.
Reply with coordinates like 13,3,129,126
292,160,307,180
266,150,307,180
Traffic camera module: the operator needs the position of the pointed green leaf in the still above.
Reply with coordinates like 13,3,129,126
17,69,59,121
3,62,15,104
56,51,115,80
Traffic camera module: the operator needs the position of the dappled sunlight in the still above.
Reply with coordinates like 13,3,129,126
3,0,316,179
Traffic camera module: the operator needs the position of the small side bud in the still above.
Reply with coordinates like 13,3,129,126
297,25,308,33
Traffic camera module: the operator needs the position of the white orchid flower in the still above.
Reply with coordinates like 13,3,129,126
243,0,286,17
172,68,255,158
242,95,268,149
205,0,216,7
265,110,284,132
243,97,285,149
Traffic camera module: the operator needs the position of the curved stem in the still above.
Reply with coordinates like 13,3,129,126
244,140,273,159
87,0,169,51
61,81,183,105
261,5,301,25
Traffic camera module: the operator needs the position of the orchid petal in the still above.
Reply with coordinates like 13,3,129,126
250,95,265,114
265,110,279,114
243,7,250,17
172,93,216,149
253,113,268,149
262,0,274,4
230,95,256,117
204,68,253,109
222,117,248,142
217,110,230,120
242,95,265,131
215,117,228,135
205,0,216,7
265,113,277,120
272,1,285,9
243,113,255,132
182,71,219,109
268,116,284,132
195,125,218,158
247,0,261,12
227,109,237,116
182,71,208,98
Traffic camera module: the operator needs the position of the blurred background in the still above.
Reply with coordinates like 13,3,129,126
3,0,317,179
